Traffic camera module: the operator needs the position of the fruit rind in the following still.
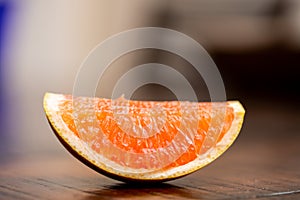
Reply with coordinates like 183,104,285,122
44,92,245,182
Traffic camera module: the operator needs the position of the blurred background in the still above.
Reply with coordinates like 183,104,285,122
0,0,299,159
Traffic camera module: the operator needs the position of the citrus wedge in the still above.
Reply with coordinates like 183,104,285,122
43,92,245,182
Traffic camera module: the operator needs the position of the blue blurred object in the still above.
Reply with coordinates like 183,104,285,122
0,1,11,160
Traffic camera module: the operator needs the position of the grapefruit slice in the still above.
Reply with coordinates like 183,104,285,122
43,92,245,182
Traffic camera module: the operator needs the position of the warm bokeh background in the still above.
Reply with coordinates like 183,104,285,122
1,0,299,160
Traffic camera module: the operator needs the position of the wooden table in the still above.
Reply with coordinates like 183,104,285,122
1,101,300,199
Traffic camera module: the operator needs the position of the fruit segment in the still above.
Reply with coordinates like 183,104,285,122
44,93,245,182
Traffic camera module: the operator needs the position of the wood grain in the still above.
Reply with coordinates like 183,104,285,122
1,103,300,200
